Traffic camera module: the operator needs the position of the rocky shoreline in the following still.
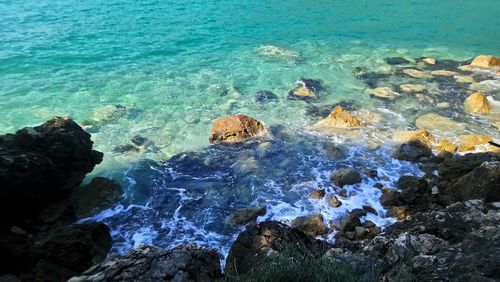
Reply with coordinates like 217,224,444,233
1,55,499,281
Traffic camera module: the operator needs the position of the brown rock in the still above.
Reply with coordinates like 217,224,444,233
399,84,426,93
290,85,316,98
310,106,365,130
435,139,458,154
327,195,342,207
464,92,491,114
470,55,500,68
291,214,326,236
209,115,266,144
392,129,435,149
331,168,362,187
310,189,325,199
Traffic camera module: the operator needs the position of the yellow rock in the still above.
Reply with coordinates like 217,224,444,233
458,135,493,146
415,113,465,133
392,129,436,149
422,57,436,65
402,69,432,79
400,84,426,93
292,86,316,98
464,92,491,114
370,87,397,100
436,102,450,109
435,139,458,153
431,70,458,76
458,143,476,152
470,55,500,68
454,75,474,84
310,105,365,130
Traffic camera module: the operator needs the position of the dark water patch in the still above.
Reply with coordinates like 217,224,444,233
354,67,392,88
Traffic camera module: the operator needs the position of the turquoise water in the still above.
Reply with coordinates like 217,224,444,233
2,1,500,257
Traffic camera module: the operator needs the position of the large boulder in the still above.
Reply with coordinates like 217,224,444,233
224,221,330,276
310,106,365,130
470,55,500,68
464,92,491,114
0,117,103,222
69,244,222,282
330,168,362,187
209,115,266,144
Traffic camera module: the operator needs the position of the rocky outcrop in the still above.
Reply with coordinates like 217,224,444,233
470,55,500,68
69,244,222,282
464,92,491,114
209,115,266,144
330,168,362,187
310,106,365,130
224,221,330,276
0,117,103,222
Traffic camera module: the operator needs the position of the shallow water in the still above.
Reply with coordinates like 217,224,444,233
2,0,500,259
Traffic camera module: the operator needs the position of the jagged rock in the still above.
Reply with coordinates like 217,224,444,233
402,69,432,79
380,189,404,207
444,161,500,202
327,195,342,207
310,106,365,131
0,117,103,222
224,221,330,276
225,206,267,227
331,168,362,187
255,90,278,102
369,86,398,100
438,153,500,184
470,55,500,68
415,113,465,133
288,79,323,100
464,92,491,114
392,129,435,149
69,244,222,282
291,214,326,236
208,114,266,144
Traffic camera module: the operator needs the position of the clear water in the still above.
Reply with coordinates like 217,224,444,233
1,1,499,258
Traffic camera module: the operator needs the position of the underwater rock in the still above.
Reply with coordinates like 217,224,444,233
421,57,436,65
255,90,278,102
454,75,475,84
430,70,458,77
225,206,267,227
369,86,398,100
399,83,426,93
209,114,266,144
288,79,324,100
402,69,432,79
0,117,103,222
392,129,436,149
291,214,326,236
69,244,222,282
435,102,450,109
225,221,330,276
415,113,465,133
330,168,362,187
310,106,365,132
113,143,140,153
470,55,500,68
464,92,491,114
385,57,410,65
354,68,391,88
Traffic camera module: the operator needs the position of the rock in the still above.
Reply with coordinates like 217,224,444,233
310,106,365,131
396,176,429,194
310,189,325,199
225,206,267,227
458,135,493,147
415,113,465,133
255,90,278,102
392,129,435,149
422,57,436,65
380,189,404,207
393,143,432,162
454,75,474,84
399,84,426,93
369,86,398,100
431,70,458,76
331,168,362,187
340,209,365,232
209,114,266,144
470,55,500,68
69,177,123,219
464,92,491,113
288,79,323,100
435,102,450,109
224,221,330,276
69,244,222,282
362,205,378,215
435,139,458,154
113,143,140,153
402,69,432,79
439,152,500,183
458,143,476,152
385,57,410,65
291,214,326,236
327,195,342,207
0,117,103,222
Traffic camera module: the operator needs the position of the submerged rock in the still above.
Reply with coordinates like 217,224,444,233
399,83,426,93
69,244,222,282
369,86,398,100
255,90,278,102
415,113,465,133
402,69,432,79
310,189,326,199
331,168,362,187
291,214,326,236
0,117,103,222
225,206,267,227
470,55,500,68
327,195,342,207
209,114,266,144
288,79,324,100
421,57,436,65
464,92,491,114
385,57,410,65
430,70,458,77
310,105,365,131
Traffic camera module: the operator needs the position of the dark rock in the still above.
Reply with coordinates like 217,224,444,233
255,90,278,102
362,205,378,215
225,206,267,227
130,135,148,147
291,214,326,236
385,57,411,65
331,168,362,187
225,221,331,276
340,209,365,232
393,143,432,162
322,143,344,160
0,117,103,222
439,153,500,184
69,244,222,282
380,189,404,207
70,177,123,218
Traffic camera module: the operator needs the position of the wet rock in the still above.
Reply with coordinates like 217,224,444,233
0,117,103,222
415,113,465,133
458,134,493,151
69,244,222,282
331,168,362,187
396,176,429,194
399,83,426,93
322,143,344,159
340,209,366,232
430,70,458,76
291,214,326,236
130,135,148,147
393,143,432,162
209,114,266,144
362,205,378,215
288,79,323,100
69,177,123,219
392,129,435,149
470,55,500,68
464,92,491,114
385,57,410,65
439,152,500,184
310,189,326,199
310,106,365,132
380,189,404,207
255,90,278,102
327,195,342,207
402,69,432,79
225,206,267,227
369,86,398,100
225,221,330,276
435,139,458,154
